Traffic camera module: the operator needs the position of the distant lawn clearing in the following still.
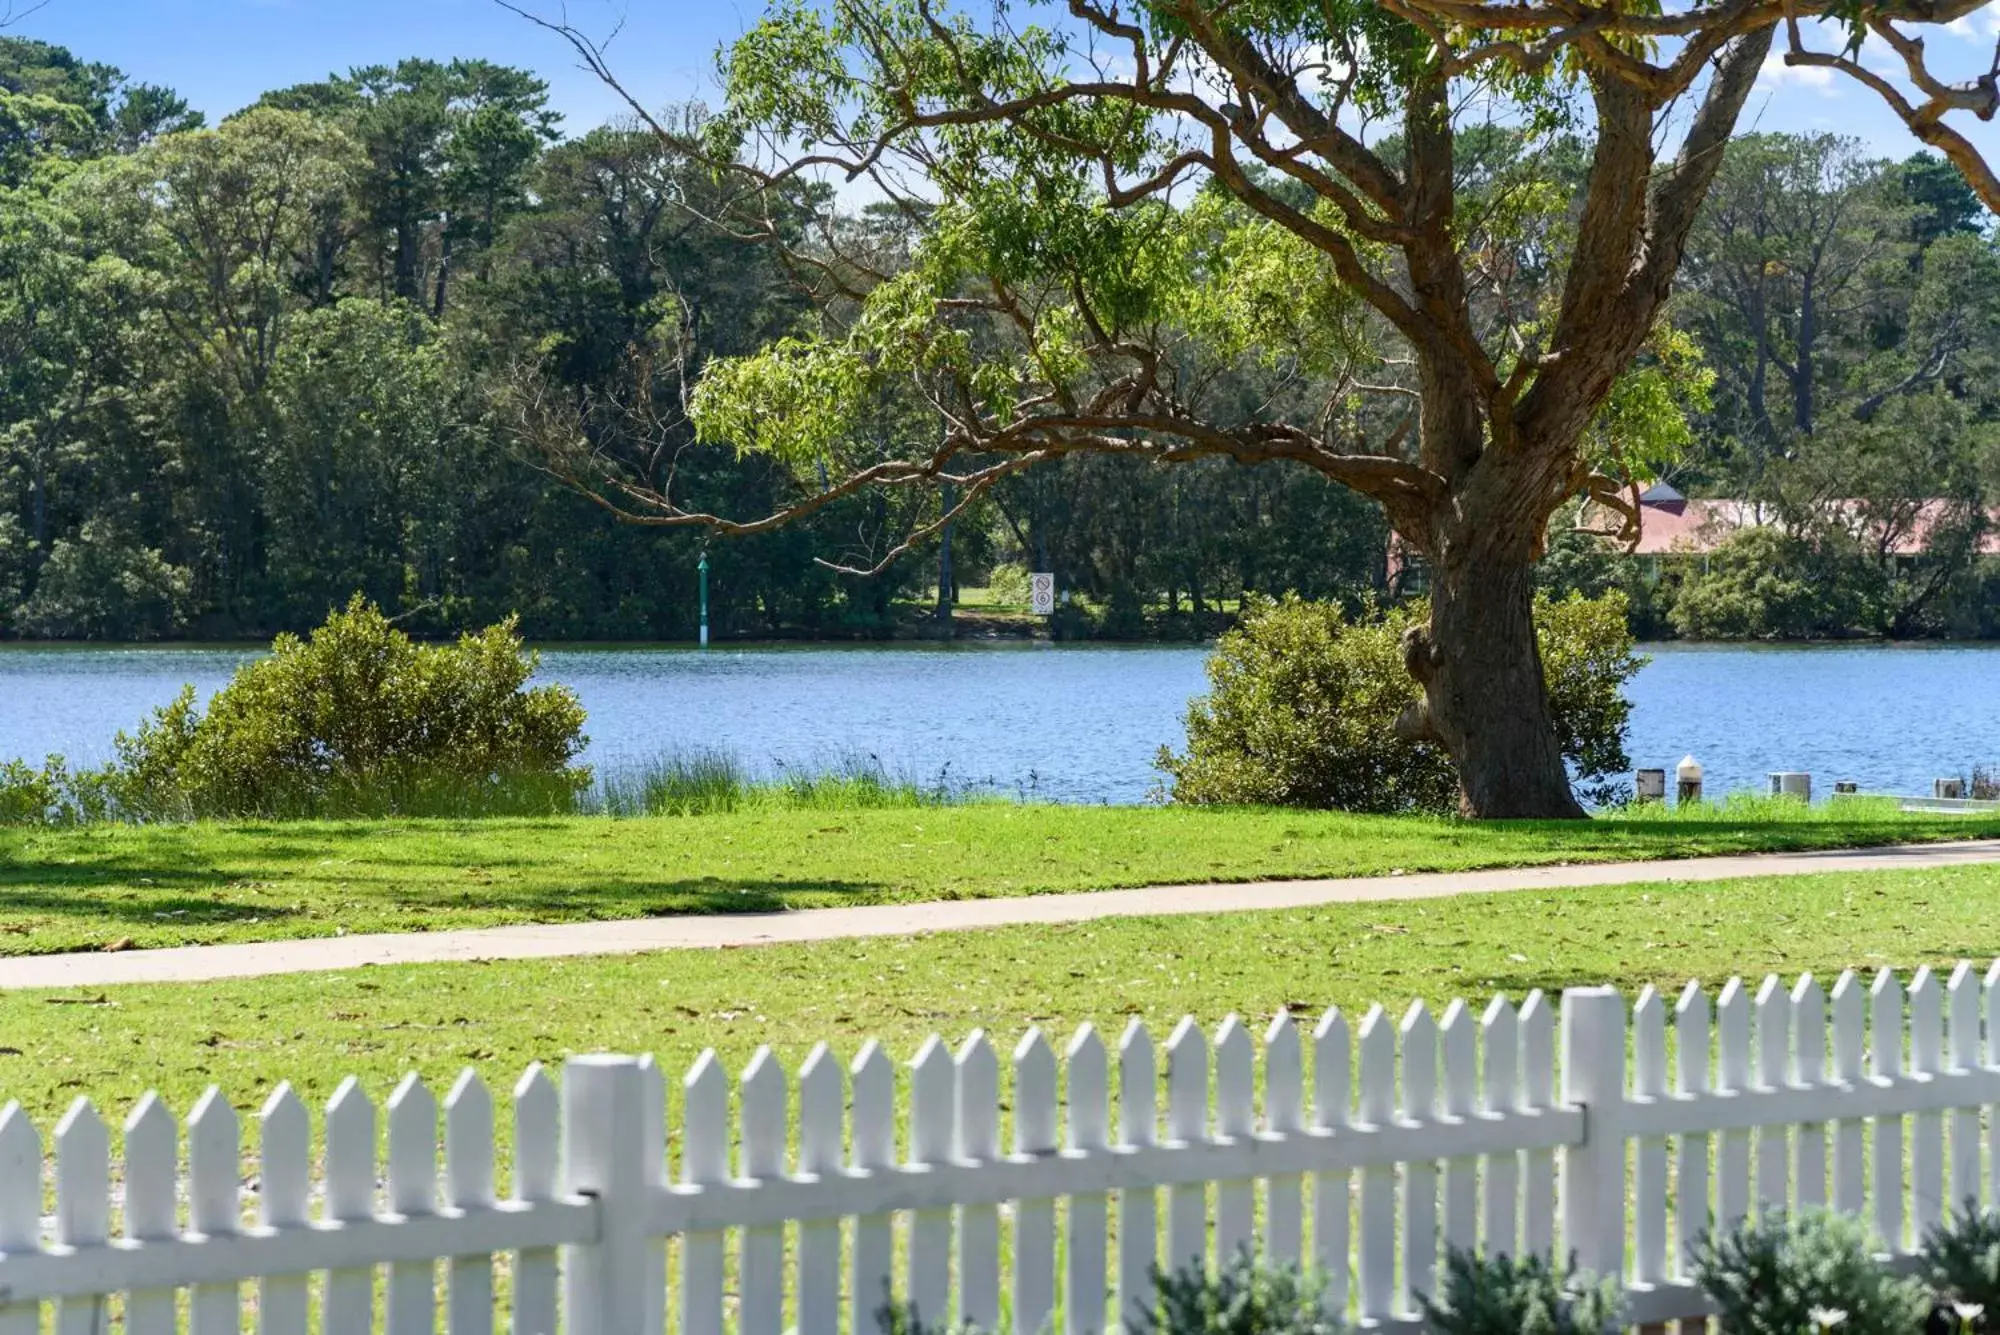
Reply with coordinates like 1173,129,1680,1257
1,799,1996,956
2,859,1996,1137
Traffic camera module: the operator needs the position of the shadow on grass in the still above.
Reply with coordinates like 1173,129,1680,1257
0,864,889,929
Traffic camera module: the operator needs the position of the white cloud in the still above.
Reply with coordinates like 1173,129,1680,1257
1946,15,1978,37
1757,51,1840,92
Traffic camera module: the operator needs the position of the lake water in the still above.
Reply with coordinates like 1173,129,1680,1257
0,641,1995,805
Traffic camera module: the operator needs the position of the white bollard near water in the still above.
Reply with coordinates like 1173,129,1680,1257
1768,772,1811,802
1676,755,1704,806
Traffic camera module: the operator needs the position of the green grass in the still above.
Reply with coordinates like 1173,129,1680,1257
3,859,1996,1140
1,799,1995,956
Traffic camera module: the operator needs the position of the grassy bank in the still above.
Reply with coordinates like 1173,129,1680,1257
3,859,1995,1136
0,797,1995,955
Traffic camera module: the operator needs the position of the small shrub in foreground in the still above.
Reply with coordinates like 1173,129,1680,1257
1920,1202,2000,1332
1694,1209,1930,1335
1419,1247,1621,1335
1137,1250,1344,1335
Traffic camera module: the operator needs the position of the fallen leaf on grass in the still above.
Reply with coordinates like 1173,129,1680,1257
103,937,134,952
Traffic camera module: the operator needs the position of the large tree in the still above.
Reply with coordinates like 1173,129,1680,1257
519,0,2000,816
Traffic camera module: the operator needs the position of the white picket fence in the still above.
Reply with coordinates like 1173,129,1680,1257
4,964,2000,1335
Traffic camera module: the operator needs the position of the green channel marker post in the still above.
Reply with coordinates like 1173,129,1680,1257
699,551,710,648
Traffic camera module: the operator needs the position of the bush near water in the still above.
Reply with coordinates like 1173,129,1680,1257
1,598,590,822
1159,593,1643,813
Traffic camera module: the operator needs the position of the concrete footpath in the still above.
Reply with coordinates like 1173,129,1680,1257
7,838,2000,990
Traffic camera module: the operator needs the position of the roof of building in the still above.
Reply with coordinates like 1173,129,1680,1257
1611,497,2000,557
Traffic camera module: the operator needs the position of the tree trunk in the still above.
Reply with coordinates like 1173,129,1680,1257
1416,555,1583,819
1401,511,1586,820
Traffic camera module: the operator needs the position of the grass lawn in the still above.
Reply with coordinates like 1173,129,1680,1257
0,800,1996,956
4,859,1997,1143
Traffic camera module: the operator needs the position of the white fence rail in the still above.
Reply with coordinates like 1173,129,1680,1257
4,964,1999,1334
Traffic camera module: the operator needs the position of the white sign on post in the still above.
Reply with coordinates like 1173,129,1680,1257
1029,572,1056,616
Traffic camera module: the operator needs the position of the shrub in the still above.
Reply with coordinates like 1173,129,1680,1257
1420,1248,1621,1335
1694,1209,1930,1335
985,562,1032,606
1668,526,1874,640
1137,1251,1345,1335
0,756,118,826
1920,1203,2000,1332
114,596,590,819
1159,592,1642,813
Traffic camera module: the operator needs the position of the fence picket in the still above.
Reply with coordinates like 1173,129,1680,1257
53,1100,109,1335
681,1052,729,1335
123,1095,178,1335
1791,976,1828,1211
258,1085,312,1335
0,1106,40,1335
1117,1021,1159,1329
1673,982,1711,1278
188,1088,242,1335
1067,1025,1111,1335
1520,992,1558,1260
1911,968,1946,1235
1871,970,1909,1249
638,1054,667,1335
1214,1016,1255,1265
1988,963,2000,1211
445,1072,497,1335
1310,1009,1350,1316
1441,1002,1478,1260
955,1033,1001,1333
325,1079,377,1335
797,1045,846,1335
1716,980,1752,1233
908,1038,956,1327
1831,974,1866,1216
1264,1013,1304,1266
387,1075,438,1335
1632,988,1668,1287
1480,997,1520,1261
741,1048,790,1335
1755,976,1792,1217
1165,1017,1209,1275
852,1041,897,1335
512,1065,560,1335
1356,1006,1396,1324
1949,963,1982,1214
1400,1002,1440,1311
1013,1030,1059,1335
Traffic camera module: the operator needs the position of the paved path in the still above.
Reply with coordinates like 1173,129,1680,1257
7,838,2000,990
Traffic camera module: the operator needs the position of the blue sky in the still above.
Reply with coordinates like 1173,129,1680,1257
12,0,2000,166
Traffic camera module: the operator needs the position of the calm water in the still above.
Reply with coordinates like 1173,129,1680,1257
0,641,1995,804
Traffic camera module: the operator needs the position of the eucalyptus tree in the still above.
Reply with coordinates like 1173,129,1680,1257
517,0,1999,816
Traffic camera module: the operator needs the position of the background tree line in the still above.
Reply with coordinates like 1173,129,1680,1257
0,32,1992,643
0,34,1387,642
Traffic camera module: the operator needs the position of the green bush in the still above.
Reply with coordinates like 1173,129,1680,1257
114,596,590,819
1919,1203,2000,1331
0,755,118,826
1420,1248,1621,1335
985,562,1031,606
1669,526,1874,640
1159,592,1642,813
1136,1251,1344,1335
1694,1209,1930,1335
